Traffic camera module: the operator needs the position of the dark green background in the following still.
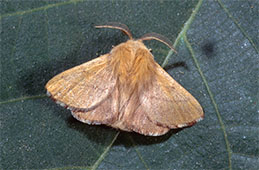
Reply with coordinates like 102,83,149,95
1,0,258,169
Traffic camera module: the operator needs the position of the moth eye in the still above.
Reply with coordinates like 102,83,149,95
148,48,152,53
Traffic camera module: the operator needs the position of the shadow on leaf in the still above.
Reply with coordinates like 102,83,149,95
200,39,217,58
17,29,125,97
66,114,188,146
164,61,189,71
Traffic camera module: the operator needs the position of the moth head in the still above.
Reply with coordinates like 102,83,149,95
95,22,177,54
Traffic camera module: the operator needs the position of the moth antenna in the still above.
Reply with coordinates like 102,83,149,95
139,32,177,53
95,22,133,39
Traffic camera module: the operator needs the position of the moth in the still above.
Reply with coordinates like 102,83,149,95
46,22,204,136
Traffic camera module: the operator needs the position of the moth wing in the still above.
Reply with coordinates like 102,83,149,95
71,86,119,125
119,90,170,136
45,54,116,110
124,101,171,136
142,63,204,128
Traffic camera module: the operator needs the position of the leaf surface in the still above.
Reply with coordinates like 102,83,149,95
1,0,258,169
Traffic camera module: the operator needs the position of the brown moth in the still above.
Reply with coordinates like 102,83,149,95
45,22,204,136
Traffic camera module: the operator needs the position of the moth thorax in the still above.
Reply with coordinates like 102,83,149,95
110,40,155,88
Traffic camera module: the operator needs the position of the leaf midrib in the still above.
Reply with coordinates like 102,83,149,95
0,0,86,20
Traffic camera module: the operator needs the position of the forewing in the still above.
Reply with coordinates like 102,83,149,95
71,86,119,125
142,63,204,128
45,54,116,110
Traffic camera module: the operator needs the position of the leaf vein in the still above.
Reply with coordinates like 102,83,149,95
91,131,120,170
129,135,150,170
0,0,86,20
184,36,232,170
162,0,204,68
0,94,47,105
217,0,258,53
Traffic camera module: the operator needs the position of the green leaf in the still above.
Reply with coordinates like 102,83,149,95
1,0,258,169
